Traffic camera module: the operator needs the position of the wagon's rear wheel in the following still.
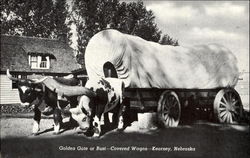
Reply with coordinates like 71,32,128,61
157,91,181,127
213,88,243,124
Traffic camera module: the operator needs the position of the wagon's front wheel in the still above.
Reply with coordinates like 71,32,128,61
213,88,243,124
157,91,181,127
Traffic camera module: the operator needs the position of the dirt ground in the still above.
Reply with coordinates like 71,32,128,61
1,113,249,158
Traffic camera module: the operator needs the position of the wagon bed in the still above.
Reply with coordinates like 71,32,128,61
123,87,244,127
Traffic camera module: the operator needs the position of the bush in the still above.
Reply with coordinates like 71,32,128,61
1,104,33,114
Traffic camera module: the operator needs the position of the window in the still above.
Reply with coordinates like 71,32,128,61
29,55,50,69
30,55,38,68
40,56,47,68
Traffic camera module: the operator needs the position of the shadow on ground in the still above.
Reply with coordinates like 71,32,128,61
1,120,249,158
1,107,250,158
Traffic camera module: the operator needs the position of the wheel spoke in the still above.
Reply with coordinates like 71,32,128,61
234,106,240,110
172,101,177,108
232,112,240,122
166,116,170,125
163,108,169,114
162,101,168,112
168,96,173,106
162,97,167,106
228,92,232,103
162,98,167,110
225,92,230,101
172,119,177,126
166,97,170,107
219,101,228,108
222,112,228,122
232,100,239,107
171,96,176,106
164,114,169,121
169,118,173,126
231,112,238,122
228,113,233,123
220,110,227,118
231,94,236,101
224,92,228,101
232,110,240,117
219,107,226,112
222,96,229,106
172,118,176,126
225,112,230,123
162,104,168,112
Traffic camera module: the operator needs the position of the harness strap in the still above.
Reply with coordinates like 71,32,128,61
81,107,91,118
41,84,46,99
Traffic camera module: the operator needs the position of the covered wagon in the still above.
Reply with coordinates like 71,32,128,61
85,29,244,127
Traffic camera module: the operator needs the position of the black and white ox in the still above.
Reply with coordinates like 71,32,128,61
69,78,127,137
7,69,95,135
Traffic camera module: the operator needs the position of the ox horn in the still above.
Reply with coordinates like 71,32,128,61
56,86,97,98
38,77,96,97
6,69,19,81
31,77,48,84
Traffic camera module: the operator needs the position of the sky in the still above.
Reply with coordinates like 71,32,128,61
144,1,249,72
70,0,249,72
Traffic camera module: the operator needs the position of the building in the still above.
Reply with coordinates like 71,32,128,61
0,34,81,104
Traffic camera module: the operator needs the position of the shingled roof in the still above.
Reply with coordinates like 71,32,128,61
0,35,80,74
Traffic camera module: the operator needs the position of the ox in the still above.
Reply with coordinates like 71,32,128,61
70,78,129,137
6,69,94,135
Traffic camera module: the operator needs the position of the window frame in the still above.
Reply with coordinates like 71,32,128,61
29,55,50,69
30,55,38,69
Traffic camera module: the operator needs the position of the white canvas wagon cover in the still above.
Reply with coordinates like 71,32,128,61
85,29,239,89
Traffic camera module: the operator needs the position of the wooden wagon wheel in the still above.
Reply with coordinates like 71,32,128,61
157,91,181,127
213,88,243,124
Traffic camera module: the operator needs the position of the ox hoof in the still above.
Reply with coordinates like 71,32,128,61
93,133,100,138
92,127,101,138
53,131,60,135
117,116,124,130
32,130,40,135
116,128,125,132
84,130,94,137
75,127,85,134
32,132,39,136
53,124,60,135
32,121,40,135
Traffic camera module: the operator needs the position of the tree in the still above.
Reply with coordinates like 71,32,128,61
159,34,179,46
1,0,71,42
71,0,100,55
1,0,54,37
71,0,120,55
124,1,161,42
72,0,166,66
1,0,34,35
51,0,72,44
